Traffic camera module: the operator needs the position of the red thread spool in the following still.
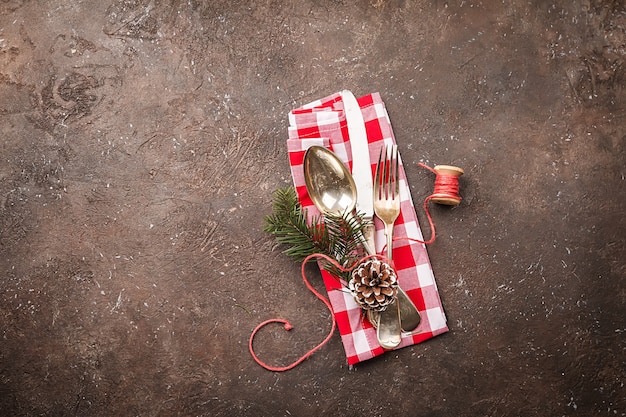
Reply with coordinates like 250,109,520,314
428,165,464,206
412,163,465,245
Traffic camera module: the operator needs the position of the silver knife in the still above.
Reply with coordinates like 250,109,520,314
344,91,403,348
342,90,376,256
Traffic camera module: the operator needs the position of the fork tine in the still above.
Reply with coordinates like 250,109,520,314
392,144,399,200
374,143,400,201
385,146,390,198
386,145,393,200
377,144,390,200
380,145,388,199
374,145,383,199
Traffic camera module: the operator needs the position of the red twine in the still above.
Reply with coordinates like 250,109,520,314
248,253,386,372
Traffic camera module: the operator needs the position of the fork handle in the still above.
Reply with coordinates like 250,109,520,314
384,223,394,261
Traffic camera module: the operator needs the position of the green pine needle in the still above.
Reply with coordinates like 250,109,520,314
264,187,368,280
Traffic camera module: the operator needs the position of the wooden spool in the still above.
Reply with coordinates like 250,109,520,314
429,165,464,206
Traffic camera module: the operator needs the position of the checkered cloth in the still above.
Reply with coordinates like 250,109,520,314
287,91,448,365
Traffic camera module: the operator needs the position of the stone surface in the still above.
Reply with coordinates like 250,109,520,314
1,1,624,416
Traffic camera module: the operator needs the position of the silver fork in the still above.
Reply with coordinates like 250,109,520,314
371,144,402,348
374,144,401,261
374,144,421,336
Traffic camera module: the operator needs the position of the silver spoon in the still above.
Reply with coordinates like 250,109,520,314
303,146,400,348
303,146,358,218
303,146,375,255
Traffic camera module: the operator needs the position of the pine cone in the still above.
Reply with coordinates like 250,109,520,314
349,259,398,311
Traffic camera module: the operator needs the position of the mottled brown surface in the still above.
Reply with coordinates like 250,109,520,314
1,1,624,416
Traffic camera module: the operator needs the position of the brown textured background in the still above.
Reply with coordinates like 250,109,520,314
1,1,624,416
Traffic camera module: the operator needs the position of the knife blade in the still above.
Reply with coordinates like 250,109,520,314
342,90,376,255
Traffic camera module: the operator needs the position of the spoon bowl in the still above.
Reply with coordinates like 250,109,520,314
303,146,357,216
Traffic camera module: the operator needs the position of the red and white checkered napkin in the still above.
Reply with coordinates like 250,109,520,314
287,91,448,365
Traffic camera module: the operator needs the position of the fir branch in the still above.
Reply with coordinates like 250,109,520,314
264,187,369,280
264,187,328,261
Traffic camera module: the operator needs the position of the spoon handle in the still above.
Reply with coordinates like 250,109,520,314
377,300,402,349
346,211,375,256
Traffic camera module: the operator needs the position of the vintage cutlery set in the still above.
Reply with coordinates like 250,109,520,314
302,90,422,349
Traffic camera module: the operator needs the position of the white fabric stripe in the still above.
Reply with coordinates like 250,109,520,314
416,263,435,288
426,306,447,330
